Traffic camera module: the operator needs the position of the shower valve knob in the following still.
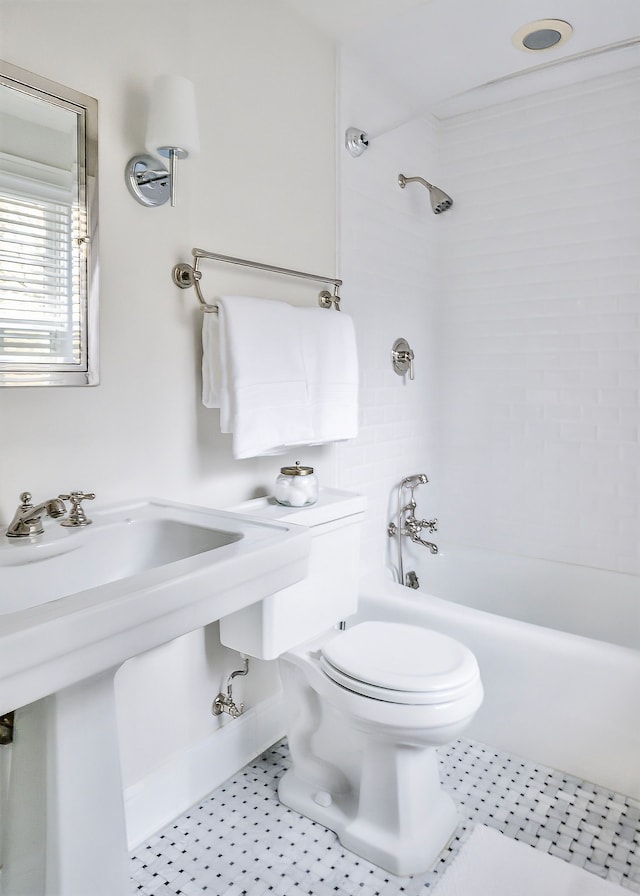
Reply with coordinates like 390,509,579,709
407,351,414,380
392,338,415,380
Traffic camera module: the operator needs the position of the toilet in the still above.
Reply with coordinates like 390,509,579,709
220,489,483,876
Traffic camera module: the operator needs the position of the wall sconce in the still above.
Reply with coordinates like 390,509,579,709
126,74,199,208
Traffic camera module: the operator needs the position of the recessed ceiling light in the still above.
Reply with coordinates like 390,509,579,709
512,19,573,52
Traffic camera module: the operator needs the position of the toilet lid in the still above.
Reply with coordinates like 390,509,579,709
320,621,480,705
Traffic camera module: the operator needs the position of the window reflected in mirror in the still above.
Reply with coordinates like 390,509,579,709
0,61,98,386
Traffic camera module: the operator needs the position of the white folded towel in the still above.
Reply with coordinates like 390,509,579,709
202,296,358,459
299,308,359,443
201,311,223,409
207,296,314,458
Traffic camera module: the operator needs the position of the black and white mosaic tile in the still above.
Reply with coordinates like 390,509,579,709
130,738,640,895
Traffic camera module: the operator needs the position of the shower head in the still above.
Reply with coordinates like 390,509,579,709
398,173,453,214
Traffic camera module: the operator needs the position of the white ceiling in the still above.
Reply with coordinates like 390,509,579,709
282,0,640,118
280,0,428,42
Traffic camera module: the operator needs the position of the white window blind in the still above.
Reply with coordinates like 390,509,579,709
0,170,82,368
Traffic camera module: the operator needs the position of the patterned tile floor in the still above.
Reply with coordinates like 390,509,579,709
130,738,640,895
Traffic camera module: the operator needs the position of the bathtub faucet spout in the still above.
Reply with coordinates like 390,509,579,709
409,531,439,554
403,515,439,553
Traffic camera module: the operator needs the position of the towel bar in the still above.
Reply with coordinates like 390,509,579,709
172,248,342,312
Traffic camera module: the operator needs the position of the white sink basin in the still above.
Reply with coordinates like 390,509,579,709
0,515,241,614
0,497,311,714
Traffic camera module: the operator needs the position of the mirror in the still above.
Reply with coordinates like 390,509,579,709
0,60,98,386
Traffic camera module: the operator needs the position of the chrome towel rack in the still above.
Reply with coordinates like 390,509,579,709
172,248,342,312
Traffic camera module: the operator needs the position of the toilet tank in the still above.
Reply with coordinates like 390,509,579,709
219,489,366,660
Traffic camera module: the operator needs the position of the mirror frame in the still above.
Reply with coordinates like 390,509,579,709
0,60,99,386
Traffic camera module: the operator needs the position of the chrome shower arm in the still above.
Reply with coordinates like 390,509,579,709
398,174,434,190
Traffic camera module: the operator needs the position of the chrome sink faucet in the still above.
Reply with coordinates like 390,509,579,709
6,491,67,538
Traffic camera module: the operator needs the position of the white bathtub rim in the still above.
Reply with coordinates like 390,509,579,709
422,540,640,580
384,544,640,650
360,571,639,662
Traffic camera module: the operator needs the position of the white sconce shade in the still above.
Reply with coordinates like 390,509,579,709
145,74,200,160
126,74,199,208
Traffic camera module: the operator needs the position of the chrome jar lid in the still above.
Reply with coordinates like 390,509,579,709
280,461,314,476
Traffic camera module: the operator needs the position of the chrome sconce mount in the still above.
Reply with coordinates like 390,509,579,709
126,74,199,208
126,154,171,207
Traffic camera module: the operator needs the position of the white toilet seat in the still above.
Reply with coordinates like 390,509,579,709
319,621,480,705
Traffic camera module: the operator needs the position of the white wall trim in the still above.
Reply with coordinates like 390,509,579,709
124,693,285,850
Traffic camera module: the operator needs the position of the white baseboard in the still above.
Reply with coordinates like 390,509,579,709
124,692,286,850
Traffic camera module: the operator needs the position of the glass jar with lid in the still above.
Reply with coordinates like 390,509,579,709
275,461,318,507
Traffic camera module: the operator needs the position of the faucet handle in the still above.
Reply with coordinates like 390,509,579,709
18,491,33,508
59,491,95,527
59,491,95,502
420,517,438,534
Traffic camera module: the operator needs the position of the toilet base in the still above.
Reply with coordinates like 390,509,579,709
278,743,459,876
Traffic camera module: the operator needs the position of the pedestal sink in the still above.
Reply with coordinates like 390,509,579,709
0,498,310,896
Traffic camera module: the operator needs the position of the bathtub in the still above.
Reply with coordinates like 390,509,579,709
354,547,640,800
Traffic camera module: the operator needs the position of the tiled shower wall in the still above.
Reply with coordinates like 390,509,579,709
335,58,446,574
339,61,640,577
437,68,640,575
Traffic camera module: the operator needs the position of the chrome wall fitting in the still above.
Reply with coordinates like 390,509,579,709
405,570,420,590
6,492,66,538
125,154,171,207
59,491,95,527
403,515,438,551
401,473,428,489
388,508,438,552
389,475,438,586
212,657,249,719
345,127,369,157
392,338,414,379
318,288,341,311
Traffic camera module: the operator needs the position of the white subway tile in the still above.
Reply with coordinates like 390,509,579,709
339,60,639,574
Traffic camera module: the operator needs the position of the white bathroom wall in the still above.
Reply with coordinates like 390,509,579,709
338,54,639,580
437,68,640,576
0,0,337,840
336,57,444,576
0,0,337,518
